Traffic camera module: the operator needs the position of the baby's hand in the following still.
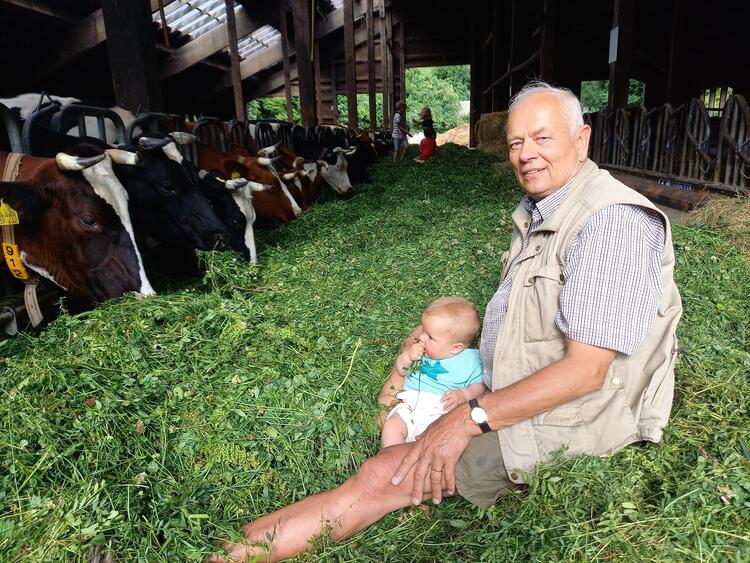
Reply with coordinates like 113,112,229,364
404,340,425,362
441,389,468,412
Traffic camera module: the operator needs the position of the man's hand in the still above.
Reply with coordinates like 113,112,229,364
441,389,468,411
390,405,478,505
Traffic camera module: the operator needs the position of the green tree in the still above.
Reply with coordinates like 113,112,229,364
580,79,645,113
336,94,384,129
405,67,461,131
432,65,470,100
247,97,301,122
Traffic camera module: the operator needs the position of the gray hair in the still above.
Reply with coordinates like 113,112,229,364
508,81,584,134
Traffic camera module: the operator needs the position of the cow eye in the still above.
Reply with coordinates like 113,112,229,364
79,216,98,229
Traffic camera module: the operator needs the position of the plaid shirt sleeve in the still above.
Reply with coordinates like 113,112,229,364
555,204,666,355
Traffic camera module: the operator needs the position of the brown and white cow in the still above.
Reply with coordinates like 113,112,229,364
0,151,152,301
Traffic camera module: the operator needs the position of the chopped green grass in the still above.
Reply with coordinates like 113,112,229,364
1,144,749,561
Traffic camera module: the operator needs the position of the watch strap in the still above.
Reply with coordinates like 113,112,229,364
469,398,491,433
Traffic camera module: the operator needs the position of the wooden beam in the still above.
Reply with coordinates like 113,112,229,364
366,0,377,128
344,0,357,128
666,0,684,105
398,21,406,104
379,0,389,127
539,0,556,82
225,0,245,120
1,0,75,22
278,4,294,122
100,0,163,112
470,10,482,147
292,0,316,127
608,0,635,109
314,39,323,124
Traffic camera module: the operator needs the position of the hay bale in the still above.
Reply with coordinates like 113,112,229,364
475,111,509,161
436,123,470,146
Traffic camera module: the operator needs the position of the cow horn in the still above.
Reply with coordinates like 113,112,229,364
170,132,197,145
282,172,296,181
250,181,274,192
138,136,172,151
198,169,209,179
316,160,329,169
294,157,304,167
55,152,106,171
345,147,357,155
257,156,281,167
259,141,281,155
106,148,140,165
225,178,249,190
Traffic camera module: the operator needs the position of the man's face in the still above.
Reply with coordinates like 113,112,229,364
506,92,591,201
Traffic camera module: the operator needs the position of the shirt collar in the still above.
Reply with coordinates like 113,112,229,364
522,180,573,223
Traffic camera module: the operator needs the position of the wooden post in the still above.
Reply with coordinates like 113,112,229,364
385,8,395,118
380,0,390,128
314,39,323,124
366,0,377,129
100,0,163,112
292,0,317,127
278,3,294,122
330,57,339,123
470,12,482,147
507,0,519,98
224,0,245,120
398,21,406,105
607,0,635,109
666,0,683,105
539,0,556,84
343,0,358,128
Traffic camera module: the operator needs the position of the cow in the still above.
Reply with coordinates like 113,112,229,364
197,170,273,263
0,151,152,301
25,125,229,252
193,141,299,226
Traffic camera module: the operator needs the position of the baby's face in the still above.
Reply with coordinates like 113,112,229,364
420,313,460,360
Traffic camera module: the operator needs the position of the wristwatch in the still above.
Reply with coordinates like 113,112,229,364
469,398,491,433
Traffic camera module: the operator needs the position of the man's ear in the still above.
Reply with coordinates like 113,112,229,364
0,182,49,225
576,124,592,162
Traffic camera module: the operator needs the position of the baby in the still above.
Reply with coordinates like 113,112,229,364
378,296,487,448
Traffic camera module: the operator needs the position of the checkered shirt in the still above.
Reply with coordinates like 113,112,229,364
479,184,666,388
392,112,404,140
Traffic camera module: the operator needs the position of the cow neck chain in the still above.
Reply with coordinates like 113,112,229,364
1,153,43,327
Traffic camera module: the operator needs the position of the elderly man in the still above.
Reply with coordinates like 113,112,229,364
212,81,682,561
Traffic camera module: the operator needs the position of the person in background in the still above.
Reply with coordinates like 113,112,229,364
414,127,438,164
413,107,434,136
392,101,411,162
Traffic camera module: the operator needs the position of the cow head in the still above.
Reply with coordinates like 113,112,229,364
197,169,272,263
109,135,228,250
318,147,352,194
0,152,145,301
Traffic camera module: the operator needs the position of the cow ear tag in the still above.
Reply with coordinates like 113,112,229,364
0,199,20,226
230,171,241,179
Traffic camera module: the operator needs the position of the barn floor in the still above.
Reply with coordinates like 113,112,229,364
1,145,748,561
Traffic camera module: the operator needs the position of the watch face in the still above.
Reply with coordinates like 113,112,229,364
471,406,488,424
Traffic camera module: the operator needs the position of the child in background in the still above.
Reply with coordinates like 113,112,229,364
378,297,487,448
414,127,438,164
413,106,434,136
392,101,411,161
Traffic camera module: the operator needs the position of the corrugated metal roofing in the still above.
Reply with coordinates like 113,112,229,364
152,0,341,64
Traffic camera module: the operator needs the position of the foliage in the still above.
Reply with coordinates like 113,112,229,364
336,94,384,130
405,67,463,132
432,65,470,100
580,79,645,113
1,146,749,561
247,97,300,123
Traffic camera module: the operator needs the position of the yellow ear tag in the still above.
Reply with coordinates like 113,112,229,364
230,171,241,179
0,199,20,226
3,243,29,280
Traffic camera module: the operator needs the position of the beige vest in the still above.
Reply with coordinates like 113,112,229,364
492,160,682,483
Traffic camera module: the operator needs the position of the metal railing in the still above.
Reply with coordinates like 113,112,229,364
587,94,749,195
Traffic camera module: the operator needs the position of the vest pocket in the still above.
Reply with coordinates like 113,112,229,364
532,406,594,461
523,264,564,342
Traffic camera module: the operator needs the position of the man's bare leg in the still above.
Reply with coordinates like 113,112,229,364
212,442,451,562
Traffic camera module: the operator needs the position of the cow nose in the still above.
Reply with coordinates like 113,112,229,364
213,232,226,250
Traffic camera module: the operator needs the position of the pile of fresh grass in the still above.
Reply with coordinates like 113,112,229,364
1,144,749,561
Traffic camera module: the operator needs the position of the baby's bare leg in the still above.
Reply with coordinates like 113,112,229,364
380,414,408,448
